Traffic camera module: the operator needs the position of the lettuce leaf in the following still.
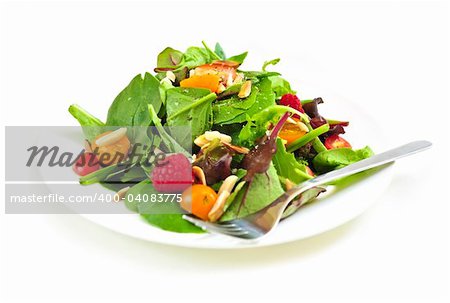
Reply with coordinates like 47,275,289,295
313,146,374,174
220,163,284,221
273,139,313,184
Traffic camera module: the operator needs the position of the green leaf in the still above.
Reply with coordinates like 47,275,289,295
213,77,276,125
227,51,248,64
262,58,280,71
125,180,203,233
156,47,184,69
286,123,330,153
269,76,296,98
201,41,221,60
68,104,105,140
148,104,190,156
312,146,374,174
214,42,226,60
141,214,204,233
165,88,216,150
281,187,327,219
238,104,303,147
106,73,162,127
273,139,313,184
183,46,214,69
220,164,284,221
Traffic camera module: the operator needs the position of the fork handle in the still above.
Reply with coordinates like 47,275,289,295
264,140,432,220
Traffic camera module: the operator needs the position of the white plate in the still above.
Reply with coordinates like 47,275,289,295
43,91,394,249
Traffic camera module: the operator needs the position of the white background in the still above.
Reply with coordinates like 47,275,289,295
1,0,449,302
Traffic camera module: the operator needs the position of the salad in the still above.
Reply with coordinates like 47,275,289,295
68,42,373,233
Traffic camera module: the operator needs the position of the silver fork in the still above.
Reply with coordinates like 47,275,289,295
183,140,432,240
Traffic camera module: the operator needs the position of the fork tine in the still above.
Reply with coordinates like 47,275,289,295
182,215,250,237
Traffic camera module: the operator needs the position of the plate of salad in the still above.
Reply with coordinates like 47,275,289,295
67,42,394,248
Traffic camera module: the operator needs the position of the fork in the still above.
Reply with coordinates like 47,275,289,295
183,140,432,240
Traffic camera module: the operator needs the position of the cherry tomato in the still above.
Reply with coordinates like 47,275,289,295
72,152,100,176
180,184,218,221
324,135,352,150
278,120,307,144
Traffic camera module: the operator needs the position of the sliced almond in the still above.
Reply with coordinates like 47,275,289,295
114,186,130,202
233,73,244,84
204,131,232,143
217,83,226,93
298,121,309,133
218,175,239,195
166,71,176,82
208,191,230,222
194,134,209,147
238,80,252,98
95,128,127,147
192,166,206,185
208,175,239,222
222,141,249,154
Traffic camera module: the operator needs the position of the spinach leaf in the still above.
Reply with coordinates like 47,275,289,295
68,104,105,140
273,139,313,184
213,86,258,124
220,164,284,221
213,77,276,125
156,47,184,70
125,180,203,233
141,214,204,233
313,146,374,174
106,73,162,128
165,88,216,149
148,104,190,156
227,51,248,64
183,46,214,69
214,42,226,60
201,41,221,60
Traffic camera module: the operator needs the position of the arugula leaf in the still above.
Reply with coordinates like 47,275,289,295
227,51,248,64
238,104,303,147
214,42,226,60
68,104,105,140
262,58,280,71
165,87,216,149
243,71,281,79
273,139,313,184
313,146,374,174
106,73,162,127
220,164,284,221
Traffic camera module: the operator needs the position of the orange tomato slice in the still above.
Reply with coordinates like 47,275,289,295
180,74,220,92
278,121,307,145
